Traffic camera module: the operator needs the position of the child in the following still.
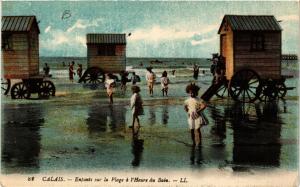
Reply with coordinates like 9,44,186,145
184,83,207,147
120,71,129,94
130,86,144,133
105,73,116,104
160,71,170,96
77,64,83,78
146,67,156,96
43,63,50,76
131,72,140,85
69,61,75,82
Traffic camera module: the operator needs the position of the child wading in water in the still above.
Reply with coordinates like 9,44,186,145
105,73,116,104
160,71,170,96
130,86,144,134
184,83,207,147
146,67,156,96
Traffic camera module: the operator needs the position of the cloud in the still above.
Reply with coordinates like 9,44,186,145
67,18,102,32
40,18,103,55
191,36,218,46
44,26,51,33
128,24,218,43
278,14,299,22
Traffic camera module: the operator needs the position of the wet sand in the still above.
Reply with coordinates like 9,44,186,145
1,67,299,186
1,69,298,183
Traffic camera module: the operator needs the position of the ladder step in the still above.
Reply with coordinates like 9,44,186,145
201,82,223,101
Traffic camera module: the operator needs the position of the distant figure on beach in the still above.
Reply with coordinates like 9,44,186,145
211,54,225,84
146,67,156,96
69,61,75,82
172,69,176,76
105,73,116,104
43,63,50,76
62,61,66,67
193,64,199,80
184,83,207,148
131,72,140,85
120,71,130,94
161,71,170,97
130,85,144,133
77,64,83,78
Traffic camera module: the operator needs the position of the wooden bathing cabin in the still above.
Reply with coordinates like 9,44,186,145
218,15,282,80
86,33,126,73
2,16,40,79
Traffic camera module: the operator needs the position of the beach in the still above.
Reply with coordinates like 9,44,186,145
1,58,298,177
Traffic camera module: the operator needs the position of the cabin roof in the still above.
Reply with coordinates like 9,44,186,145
2,16,40,33
87,34,126,44
218,15,282,33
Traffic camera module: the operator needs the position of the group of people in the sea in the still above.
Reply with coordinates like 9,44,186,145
43,61,83,82
68,61,83,82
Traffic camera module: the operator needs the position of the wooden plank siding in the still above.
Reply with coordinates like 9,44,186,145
2,29,39,79
87,44,126,73
28,25,39,77
219,23,234,79
233,32,281,79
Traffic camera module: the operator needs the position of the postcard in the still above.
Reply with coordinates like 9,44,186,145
1,1,299,187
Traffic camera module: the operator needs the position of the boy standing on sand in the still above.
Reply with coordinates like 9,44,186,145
184,83,207,147
146,67,156,96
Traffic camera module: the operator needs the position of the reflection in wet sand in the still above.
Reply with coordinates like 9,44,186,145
86,104,126,134
131,125,144,167
148,106,156,126
190,147,203,166
229,102,282,169
1,104,44,174
208,105,226,144
161,105,169,125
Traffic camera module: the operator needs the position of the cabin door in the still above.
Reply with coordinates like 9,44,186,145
220,34,227,59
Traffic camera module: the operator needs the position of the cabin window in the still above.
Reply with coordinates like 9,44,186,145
2,34,13,50
251,34,265,51
97,45,116,56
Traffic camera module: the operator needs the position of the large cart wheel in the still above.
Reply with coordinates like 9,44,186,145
258,80,278,102
228,69,261,103
276,82,287,99
11,82,31,99
38,80,56,98
215,80,228,98
79,67,104,84
1,78,11,95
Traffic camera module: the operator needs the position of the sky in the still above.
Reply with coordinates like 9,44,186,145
2,1,299,58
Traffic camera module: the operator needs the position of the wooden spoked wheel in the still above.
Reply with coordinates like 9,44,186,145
258,80,279,102
1,78,11,95
276,82,287,99
39,80,56,98
11,82,31,99
215,80,228,99
229,69,261,103
80,67,104,84
258,83,278,102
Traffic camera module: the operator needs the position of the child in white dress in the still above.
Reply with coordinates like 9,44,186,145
130,86,144,133
184,83,207,147
105,73,115,104
160,71,170,96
